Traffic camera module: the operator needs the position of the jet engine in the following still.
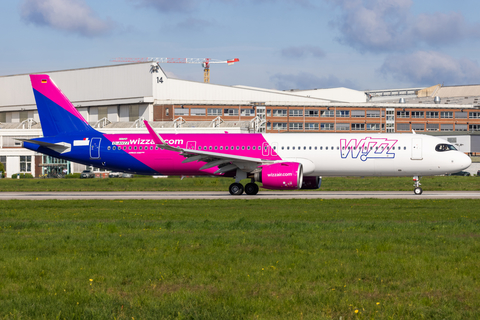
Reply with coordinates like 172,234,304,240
301,176,322,189
254,162,303,190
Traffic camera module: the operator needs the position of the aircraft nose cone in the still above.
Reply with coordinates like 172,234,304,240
457,152,472,170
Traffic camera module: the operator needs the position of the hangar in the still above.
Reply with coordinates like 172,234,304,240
1,62,479,177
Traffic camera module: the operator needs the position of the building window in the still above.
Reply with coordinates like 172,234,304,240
241,108,255,116
207,108,222,116
469,112,480,119
224,108,239,116
426,111,438,118
305,110,319,117
321,110,334,117
289,109,303,117
321,123,334,131
469,124,480,131
367,110,380,118
336,123,349,131
455,124,468,131
289,123,303,130
272,109,287,117
396,111,410,118
441,124,453,131
336,110,350,117
351,123,365,130
397,123,410,131
190,108,206,116
351,110,365,118
455,111,468,119
305,123,319,130
174,108,189,116
0,112,6,123
412,123,425,131
272,123,287,130
20,156,32,172
441,111,453,119
366,123,380,130
426,123,439,131
411,111,424,118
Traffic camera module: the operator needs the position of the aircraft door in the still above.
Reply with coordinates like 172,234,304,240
411,138,423,160
262,142,270,156
187,141,196,150
90,137,101,159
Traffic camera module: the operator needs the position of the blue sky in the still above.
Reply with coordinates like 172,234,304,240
2,0,480,91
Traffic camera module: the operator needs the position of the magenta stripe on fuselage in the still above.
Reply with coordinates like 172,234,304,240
104,133,282,175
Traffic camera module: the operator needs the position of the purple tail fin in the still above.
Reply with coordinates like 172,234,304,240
30,75,97,137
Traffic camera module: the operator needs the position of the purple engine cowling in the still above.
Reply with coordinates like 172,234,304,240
255,162,303,190
301,176,322,189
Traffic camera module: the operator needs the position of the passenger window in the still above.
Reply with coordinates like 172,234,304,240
247,146,250,150
236,146,240,150
209,146,212,150
282,146,284,150
107,146,111,150
242,146,245,150
150,146,153,150
215,146,218,150
220,146,223,150
287,146,290,150
320,146,323,150
129,146,132,150
309,146,312,150
293,147,295,150
315,146,317,150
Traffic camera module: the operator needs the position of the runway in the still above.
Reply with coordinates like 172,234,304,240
0,191,478,200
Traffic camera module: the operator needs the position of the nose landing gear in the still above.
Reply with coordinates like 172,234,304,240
413,176,422,195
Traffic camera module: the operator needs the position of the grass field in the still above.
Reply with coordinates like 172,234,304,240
0,175,479,192
1,199,479,319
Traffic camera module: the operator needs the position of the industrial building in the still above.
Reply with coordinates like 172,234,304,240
1,62,479,177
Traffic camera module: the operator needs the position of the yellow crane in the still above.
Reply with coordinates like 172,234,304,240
110,57,239,83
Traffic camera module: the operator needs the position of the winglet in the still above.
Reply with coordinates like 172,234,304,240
144,120,182,152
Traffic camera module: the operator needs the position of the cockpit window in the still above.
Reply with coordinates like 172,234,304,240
435,144,457,152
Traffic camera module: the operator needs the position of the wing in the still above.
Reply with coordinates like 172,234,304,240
144,121,273,174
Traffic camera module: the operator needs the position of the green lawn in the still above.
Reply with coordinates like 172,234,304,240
1,199,479,319
0,175,479,192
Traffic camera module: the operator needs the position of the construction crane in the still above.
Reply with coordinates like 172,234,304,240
110,57,239,83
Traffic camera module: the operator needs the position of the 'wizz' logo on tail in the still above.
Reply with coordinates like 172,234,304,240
340,137,398,161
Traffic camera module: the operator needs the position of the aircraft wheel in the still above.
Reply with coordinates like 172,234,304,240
414,187,423,195
229,182,244,195
245,183,259,195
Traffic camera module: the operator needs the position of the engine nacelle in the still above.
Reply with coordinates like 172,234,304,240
301,176,322,189
255,162,303,190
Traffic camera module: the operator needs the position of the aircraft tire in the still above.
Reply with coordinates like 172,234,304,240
229,182,244,195
414,187,423,195
245,183,259,195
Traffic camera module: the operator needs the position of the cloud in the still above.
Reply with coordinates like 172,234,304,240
328,0,480,53
130,0,196,13
20,0,114,37
271,72,355,90
281,46,326,59
379,51,480,85
176,17,214,31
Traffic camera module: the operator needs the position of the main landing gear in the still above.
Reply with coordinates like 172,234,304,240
413,176,422,195
229,181,259,195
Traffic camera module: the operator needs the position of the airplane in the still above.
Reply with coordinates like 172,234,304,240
22,74,472,195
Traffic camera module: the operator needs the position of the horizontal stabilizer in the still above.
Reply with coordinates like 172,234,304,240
19,139,71,154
